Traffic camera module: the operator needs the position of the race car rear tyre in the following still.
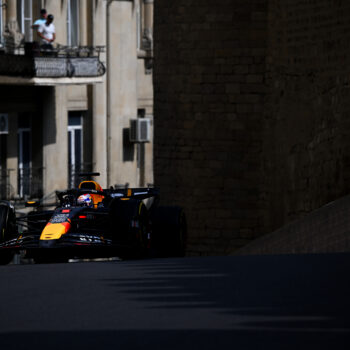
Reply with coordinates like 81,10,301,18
109,199,150,258
151,206,187,257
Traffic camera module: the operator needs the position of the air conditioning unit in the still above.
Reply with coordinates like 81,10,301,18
0,114,8,134
129,118,151,143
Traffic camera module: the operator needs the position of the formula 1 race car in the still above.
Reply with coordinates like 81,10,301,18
0,173,186,264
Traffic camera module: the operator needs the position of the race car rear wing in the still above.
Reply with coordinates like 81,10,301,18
106,187,160,200
56,187,160,202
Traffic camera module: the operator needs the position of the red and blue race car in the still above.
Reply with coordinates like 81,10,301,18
0,173,186,264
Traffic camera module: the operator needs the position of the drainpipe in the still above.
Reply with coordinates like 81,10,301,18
106,0,114,188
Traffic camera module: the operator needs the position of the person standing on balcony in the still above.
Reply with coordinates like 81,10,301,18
28,9,48,55
32,9,47,31
37,14,56,52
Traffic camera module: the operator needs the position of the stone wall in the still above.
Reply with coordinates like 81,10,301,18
263,0,350,233
154,0,350,255
236,195,350,255
154,0,268,255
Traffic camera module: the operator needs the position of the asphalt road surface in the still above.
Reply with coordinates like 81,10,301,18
0,253,349,349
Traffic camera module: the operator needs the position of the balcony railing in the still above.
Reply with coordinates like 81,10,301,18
0,167,43,201
0,43,105,78
0,168,11,200
1,164,94,202
18,167,43,199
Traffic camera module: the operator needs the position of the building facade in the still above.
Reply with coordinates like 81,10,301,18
0,0,154,205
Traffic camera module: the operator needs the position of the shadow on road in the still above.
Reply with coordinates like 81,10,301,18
0,254,349,349
101,254,350,331
0,328,348,350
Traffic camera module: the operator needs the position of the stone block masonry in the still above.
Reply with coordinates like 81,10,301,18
263,0,350,236
154,0,268,255
236,194,350,255
154,0,350,255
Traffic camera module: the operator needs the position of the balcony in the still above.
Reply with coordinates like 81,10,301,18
0,168,10,200
0,164,95,201
0,44,106,86
0,167,43,202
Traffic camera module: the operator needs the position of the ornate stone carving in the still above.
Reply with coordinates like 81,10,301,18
142,27,153,51
3,20,25,54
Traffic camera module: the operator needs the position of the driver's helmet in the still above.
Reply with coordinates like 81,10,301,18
77,194,92,206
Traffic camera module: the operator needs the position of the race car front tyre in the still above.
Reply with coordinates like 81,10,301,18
151,206,187,257
0,204,16,265
0,250,15,265
0,203,16,243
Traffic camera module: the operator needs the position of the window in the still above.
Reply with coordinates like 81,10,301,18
0,131,7,199
0,0,3,46
137,1,153,52
18,0,33,42
18,115,31,198
68,113,83,188
136,1,143,50
67,0,79,46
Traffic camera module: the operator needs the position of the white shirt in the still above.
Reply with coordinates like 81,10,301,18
38,23,55,44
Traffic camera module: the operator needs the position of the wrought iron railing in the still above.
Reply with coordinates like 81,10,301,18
0,168,11,200
1,164,94,201
0,167,43,200
24,43,105,58
0,43,106,78
18,167,43,199
3,41,105,58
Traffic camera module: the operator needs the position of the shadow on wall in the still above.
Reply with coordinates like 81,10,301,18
123,127,135,162
41,86,57,147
